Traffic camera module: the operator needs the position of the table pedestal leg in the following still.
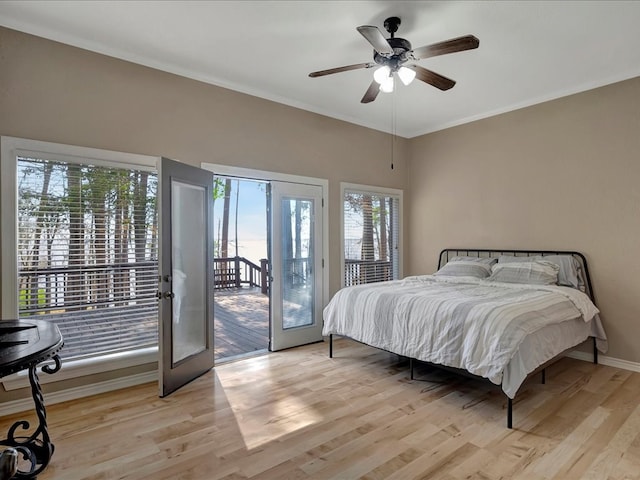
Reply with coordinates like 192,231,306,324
0,355,61,479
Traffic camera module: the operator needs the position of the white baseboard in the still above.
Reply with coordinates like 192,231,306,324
0,370,157,417
1,348,158,391
565,351,640,373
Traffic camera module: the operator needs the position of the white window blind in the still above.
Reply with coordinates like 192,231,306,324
343,190,400,287
17,156,158,361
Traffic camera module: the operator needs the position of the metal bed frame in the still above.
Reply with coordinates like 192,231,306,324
328,248,599,428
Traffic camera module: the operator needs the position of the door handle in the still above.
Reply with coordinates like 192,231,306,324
163,292,175,299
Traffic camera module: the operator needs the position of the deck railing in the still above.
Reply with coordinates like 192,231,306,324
18,256,270,316
214,256,268,294
344,259,393,287
18,261,158,314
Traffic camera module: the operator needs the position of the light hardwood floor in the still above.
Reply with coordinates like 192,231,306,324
2,337,640,479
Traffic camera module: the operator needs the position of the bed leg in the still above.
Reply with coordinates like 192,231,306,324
329,334,333,358
593,337,598,364
507,397,513,429
410,358,414,380
541,368,546,385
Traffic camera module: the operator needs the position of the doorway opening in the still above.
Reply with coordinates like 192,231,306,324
213,176,269,362
205,163,328,363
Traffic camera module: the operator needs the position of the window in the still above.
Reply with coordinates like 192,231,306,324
2,138,158,363
341,183,402,287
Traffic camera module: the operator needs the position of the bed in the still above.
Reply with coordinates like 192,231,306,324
322,248,608,428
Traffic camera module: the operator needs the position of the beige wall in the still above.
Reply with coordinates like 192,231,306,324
0,26,407,399
408,76,640,363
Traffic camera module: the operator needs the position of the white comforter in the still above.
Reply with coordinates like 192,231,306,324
323,275,601,394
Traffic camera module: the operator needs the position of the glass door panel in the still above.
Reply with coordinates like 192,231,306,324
281,198,315,329
171,180,207,362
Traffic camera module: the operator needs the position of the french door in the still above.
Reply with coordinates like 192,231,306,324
269,182,323,350
157,157,215,397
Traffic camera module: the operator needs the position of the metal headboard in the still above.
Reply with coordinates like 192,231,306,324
438,248,596,304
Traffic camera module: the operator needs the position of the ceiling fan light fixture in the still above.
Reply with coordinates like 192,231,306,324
379,75,394,93
373,66,391,84
397,66,416,86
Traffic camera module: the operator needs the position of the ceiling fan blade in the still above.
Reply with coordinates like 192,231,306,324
361,80,380,104
357,25,394,56
411,35,479,60
309,62,374,78
408,65,456,90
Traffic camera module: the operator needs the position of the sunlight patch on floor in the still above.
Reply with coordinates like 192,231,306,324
215,360,323,450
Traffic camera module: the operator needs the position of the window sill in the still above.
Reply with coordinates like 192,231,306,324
1,346,158,391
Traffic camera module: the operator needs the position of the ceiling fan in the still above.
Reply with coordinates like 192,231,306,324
309,17,479,103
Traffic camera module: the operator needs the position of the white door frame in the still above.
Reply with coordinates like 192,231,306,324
201,163,329,310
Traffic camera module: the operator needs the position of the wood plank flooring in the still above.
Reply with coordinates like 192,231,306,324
2,337,640,479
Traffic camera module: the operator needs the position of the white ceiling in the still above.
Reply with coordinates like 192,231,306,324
1,1,640,138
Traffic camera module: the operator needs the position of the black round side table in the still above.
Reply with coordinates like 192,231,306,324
0,320,63,479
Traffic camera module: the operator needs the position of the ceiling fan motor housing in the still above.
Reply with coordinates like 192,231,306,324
384,16,401,35
373,37,412,71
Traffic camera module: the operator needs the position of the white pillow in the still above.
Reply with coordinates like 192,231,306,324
536,255,583,290
435,260,492,279
498,255,536,264
487,260,559,285
498,254,583,289
448,256,498,266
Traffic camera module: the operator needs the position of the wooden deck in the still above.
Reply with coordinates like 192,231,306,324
214,287,269,360
32,287,269,362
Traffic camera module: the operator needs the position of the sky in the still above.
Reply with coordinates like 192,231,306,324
213,178,268,266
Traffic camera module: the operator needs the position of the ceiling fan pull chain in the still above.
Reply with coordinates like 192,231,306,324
391,90,396,170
